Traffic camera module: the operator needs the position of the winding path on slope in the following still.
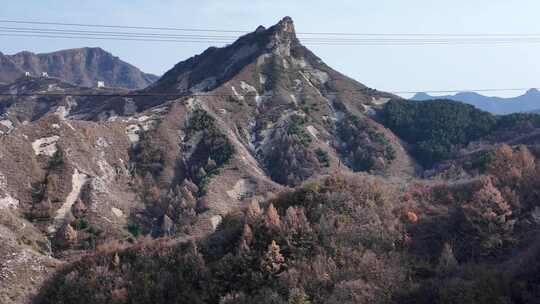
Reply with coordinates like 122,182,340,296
48,169,88,233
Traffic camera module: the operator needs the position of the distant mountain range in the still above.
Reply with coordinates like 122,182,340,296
0,47,158,89
412,89,540,115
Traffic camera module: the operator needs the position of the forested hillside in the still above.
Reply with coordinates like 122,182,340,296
381,99,540,166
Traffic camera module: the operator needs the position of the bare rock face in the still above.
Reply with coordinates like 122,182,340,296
0,76,129,124
147,17,301,96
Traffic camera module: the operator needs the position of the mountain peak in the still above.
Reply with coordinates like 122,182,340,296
263,17,298,57
268,16,297,42
525,88,540,95
455,91,483,98
411,92,433,100
276,16,295,34
151,17,303,94
150,15,393,111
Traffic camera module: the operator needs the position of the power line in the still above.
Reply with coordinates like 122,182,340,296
5,27,540,44
5,26,540,42
391,88,534,94
0,33,234,44
4,32,540,46
0,19,247,33
0,26,241,39
2,22,540,46
300,32,540,37
0,87,535,98
2,19,540,38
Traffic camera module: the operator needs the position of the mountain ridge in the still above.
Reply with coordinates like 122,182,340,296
412,89,540,114
0,47,158,89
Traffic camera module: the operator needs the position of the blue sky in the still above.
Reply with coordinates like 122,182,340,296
1,0,539,97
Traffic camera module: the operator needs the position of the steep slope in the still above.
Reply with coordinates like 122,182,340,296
0,17,418,303
0,48,158,89
36,174,409,304
0,77,132,130
0,51,22,85
0,17,418,247
35,163,540,304
412,89,540,115
140,17,415,186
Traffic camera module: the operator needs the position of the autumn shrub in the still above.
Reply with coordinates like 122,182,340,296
459,176,515,255
264,131,320,186
36,175,409,304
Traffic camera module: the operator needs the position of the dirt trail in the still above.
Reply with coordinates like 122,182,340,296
48,169,88,233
